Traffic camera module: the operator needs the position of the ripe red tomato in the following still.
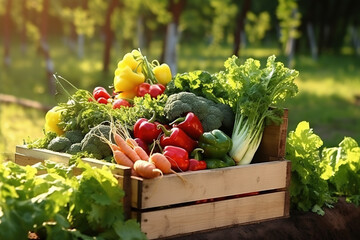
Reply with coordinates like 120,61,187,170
112,99,131,108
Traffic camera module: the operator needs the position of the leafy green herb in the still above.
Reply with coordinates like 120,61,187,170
26,131,57,149
57,89,167,134
0,160,146,240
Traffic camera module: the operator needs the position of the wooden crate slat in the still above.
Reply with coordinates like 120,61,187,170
253,109,288,163
15,153,44,166
138,161,289,209
15,145,130,176
140,191,287,239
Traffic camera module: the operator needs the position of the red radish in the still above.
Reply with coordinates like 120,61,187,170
149,85,164,98
112,99,131,109
133,160,162,179
93,86,106,95
97,97,108,104
93,88,111,100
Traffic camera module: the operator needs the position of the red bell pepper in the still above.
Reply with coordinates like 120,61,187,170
158,125,197,153
163,145,189,172
133,114,162,144
170,112,204,140
136,83,165,98
189,148,207,171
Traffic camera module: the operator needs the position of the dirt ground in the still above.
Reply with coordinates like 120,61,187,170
170,198,360,240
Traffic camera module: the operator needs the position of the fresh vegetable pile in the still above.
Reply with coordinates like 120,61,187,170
28,50,299,178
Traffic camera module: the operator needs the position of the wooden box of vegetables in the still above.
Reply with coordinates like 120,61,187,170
15,52,298,239
15,110,290,239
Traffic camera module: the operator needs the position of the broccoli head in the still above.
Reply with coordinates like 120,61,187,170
80,124,114,160
164,92,234,132
66,142,82,155
47,137,72,152
64,130,85,144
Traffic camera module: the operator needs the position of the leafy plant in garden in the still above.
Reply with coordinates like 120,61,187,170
286,121,334,215
286,121,360,215
0,160,146,240
320,137,360,206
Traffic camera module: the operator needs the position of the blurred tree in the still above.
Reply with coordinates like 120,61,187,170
276,0,301,66
3,0,11,67
162,0,187,74
233,0,251,56
245,11,271,44
210,0,237,47
39,0,56,94
103,0,120,72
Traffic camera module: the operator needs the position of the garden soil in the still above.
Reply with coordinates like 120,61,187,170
170,198,360,240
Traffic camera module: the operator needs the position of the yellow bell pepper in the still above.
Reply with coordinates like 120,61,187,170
44,106,64,136
116,88,137,99
114,66,145,92
153,63,172,85
117,53,139,71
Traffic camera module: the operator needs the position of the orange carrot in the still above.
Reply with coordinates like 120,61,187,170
110,143,122,152
134,146,149,161
126,138,138,148
149,153,172,174
114,133,141,162
113,150,134,168
133,160,163,179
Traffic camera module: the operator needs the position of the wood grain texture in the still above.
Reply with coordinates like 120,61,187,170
140,191,287,239
253,109,288,163
136,160,289,209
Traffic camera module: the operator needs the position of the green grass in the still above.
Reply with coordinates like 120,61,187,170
1,38,360,160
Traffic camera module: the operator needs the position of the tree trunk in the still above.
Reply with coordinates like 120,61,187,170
21,0,27,54
285,9,299,68
137,15,146,50
3,0,12,67
40,0,56,94
162,0,186,74
232,0,252,56
350,25,360,56
102,0,119,73
78,0,88,59
306,22,318,60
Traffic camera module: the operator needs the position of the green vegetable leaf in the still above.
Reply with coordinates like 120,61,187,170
113,219,147,240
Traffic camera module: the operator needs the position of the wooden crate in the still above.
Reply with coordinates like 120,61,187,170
15,109,290,239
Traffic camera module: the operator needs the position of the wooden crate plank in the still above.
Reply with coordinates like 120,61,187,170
16,145,70,163
253,109,288,162
15,145,130,176
140,191,287,239
15,153,44,166
139,161,289,209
